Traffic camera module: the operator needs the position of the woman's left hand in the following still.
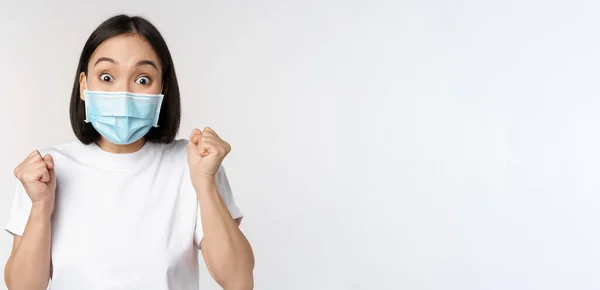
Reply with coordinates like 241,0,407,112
187,127,231,182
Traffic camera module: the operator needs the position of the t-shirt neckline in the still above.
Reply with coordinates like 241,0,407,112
85,141,156,169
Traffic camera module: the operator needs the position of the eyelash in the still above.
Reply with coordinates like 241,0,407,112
98,73,152,85
99,73,114,82
135,76,151,85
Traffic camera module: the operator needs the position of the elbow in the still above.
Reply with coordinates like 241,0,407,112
219,268,254,290
214,253,255,290
4,262,9,289
208,231,255,289
4,259,14,290
4,259,49,290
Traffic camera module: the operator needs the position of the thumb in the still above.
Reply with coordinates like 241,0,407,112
48,165,56,184
43,155,56,185
43,154,54,170
189,128,202,144
187,129,202,164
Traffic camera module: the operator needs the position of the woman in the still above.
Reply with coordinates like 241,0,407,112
4,14,254,290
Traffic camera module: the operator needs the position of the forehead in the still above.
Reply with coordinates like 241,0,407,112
89,34,161,67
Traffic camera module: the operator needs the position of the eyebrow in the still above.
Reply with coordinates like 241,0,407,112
93,57,159,71
136,60,159,71
93,57,116,67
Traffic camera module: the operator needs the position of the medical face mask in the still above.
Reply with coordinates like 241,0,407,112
83,78,164,145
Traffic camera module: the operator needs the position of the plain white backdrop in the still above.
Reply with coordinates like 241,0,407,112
1,0,599,289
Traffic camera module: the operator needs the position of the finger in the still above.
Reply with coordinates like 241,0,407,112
39,168,50,183
48,166,56,183
203,127,218,137
187,131,202,162
224,140,232,153
199,139,214,151
34,162,48,170
28,150,41,158
200,136,230,154
198,140,217,156
43,155,54,170
200,133,228,145
200,130,215,139
200,140,229,157
199,135,220,144
189,128,202,144
13,166,20,179
27,150,43,164
22,167,48,182
187,140,199,162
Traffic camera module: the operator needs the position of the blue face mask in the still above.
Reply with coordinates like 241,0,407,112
83,80,164,145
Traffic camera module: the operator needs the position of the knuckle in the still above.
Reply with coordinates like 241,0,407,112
33,162,46,169
22,167,44,180
20,173,32,182
30,150,41,158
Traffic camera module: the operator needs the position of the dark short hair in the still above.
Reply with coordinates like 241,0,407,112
69,14,181,144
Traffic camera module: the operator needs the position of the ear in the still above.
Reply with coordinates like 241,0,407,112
79,72,86,101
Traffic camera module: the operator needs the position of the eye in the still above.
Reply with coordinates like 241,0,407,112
135,76,151,85
99,73,114,82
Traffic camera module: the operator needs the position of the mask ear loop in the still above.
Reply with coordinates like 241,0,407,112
83,75,91,123
155,80,165,127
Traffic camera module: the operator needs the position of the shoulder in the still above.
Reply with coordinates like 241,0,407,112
35,139,192,162
154,139,190,157
150,139,194,167
36,140,83,158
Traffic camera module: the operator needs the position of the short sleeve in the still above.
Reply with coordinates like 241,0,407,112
5,182,32,236
194,166,243,248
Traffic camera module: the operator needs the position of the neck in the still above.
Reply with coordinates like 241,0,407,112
96,137,146,154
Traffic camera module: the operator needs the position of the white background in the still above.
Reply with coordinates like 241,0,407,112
1,0,599,289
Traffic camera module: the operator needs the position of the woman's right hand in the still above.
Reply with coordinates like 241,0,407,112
13,151,56,208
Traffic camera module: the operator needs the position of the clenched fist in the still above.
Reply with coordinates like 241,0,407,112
187,127,231,187
13,151,56,209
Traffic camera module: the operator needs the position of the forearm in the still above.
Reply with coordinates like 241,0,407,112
5,202,52,290
196,177,254,289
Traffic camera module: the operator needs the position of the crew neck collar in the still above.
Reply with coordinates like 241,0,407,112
84,140,156,169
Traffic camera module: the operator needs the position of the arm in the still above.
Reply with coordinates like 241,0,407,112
5,151,56,290
5,201,53,290
197,176,255,290
187,127,254,289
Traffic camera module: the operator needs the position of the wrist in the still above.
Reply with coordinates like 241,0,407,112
31,200,54,217
192,174,217,193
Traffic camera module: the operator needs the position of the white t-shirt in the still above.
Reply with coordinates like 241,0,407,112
5,139,243,290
